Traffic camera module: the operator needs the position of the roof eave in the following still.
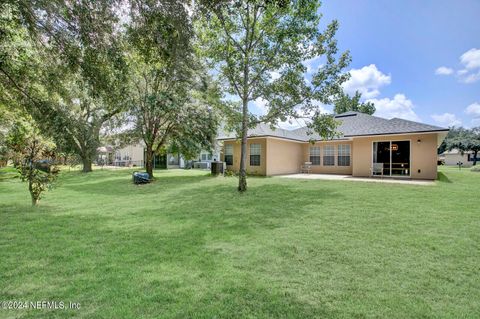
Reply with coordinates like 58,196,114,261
346,129,449,138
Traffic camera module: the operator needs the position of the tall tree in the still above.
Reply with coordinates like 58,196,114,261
333,90,375,115
0,0,128,172
445,127,480,166
126,0,220,178
198,0,350,192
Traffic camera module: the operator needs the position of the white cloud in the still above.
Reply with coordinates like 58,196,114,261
368,94,420,122
343,64,391,99
269,71,281,81
460,48,480,70
278,103,331,130
465,102,480,118
302,57,323,74
471,118,480,127
460,70,480,84
436,49,480,83
251,97,268,115
435,66,454,75
431,113,462,127
457,48,480,83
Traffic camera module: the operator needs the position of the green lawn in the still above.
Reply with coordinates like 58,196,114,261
0,167,479,318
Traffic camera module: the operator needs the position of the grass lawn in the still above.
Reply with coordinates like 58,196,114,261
0,166,479,318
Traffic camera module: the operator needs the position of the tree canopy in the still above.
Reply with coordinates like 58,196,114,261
124,0,220,177
0,0,129,172
333,91,375,115
198,0,351,191
444,127,480,165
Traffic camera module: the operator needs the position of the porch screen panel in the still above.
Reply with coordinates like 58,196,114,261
323,145,335,166
391,141,410,176
373,141,391,175
309,146,320,165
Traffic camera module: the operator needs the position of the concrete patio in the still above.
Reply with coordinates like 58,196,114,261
275,173,436,186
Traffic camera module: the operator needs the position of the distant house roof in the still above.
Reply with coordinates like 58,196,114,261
217,111,449,142
442,149,474,155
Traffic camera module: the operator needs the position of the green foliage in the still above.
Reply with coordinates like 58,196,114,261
198,0,351,191
125,1,221,176
444,126,480,165
6,116,58,206
307,111,341,142
333,90,376,115
0,0,129,173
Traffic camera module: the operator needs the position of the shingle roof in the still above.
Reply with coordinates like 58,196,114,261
217,112,449,142
217,123,307,141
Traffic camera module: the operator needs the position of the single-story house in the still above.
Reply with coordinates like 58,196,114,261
442,149,479,167
96,142,221,169
218,111,449,180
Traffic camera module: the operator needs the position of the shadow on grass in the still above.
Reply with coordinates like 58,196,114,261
61,171,213,196
0,167,19,181
153,181,344,235
437,172,452,183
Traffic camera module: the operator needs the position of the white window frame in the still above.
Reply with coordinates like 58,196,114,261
309,146,321,165
337,144,351,166
323,145,335,166
250,143,261,166
224,144,234,165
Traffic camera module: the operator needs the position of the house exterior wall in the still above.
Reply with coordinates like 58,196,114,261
115,144,144,164
222,138,267,175
444,153,471,167
302,141,353,175
220,132,440,179
266,138,304,175
352,133,439,180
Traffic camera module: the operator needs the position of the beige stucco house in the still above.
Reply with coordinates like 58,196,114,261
218,112,449,180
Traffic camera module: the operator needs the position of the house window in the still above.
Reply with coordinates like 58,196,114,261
225,144,233,165
323,145,335,166
250,143,261,166
309,146,320,165
338,144,351,166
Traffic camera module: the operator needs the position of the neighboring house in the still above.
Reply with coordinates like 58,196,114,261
442,149,479,167
195,143,222,168
112,143,185,169
218,111,449,180
97,141,218,169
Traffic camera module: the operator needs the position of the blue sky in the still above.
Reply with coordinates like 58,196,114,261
253,0,480,129
320,0,480,127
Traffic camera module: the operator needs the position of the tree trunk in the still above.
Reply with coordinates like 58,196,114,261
82,156,92,173
145,145,154,178
474,151,478,166
29,180,39,206
238,97,248,192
